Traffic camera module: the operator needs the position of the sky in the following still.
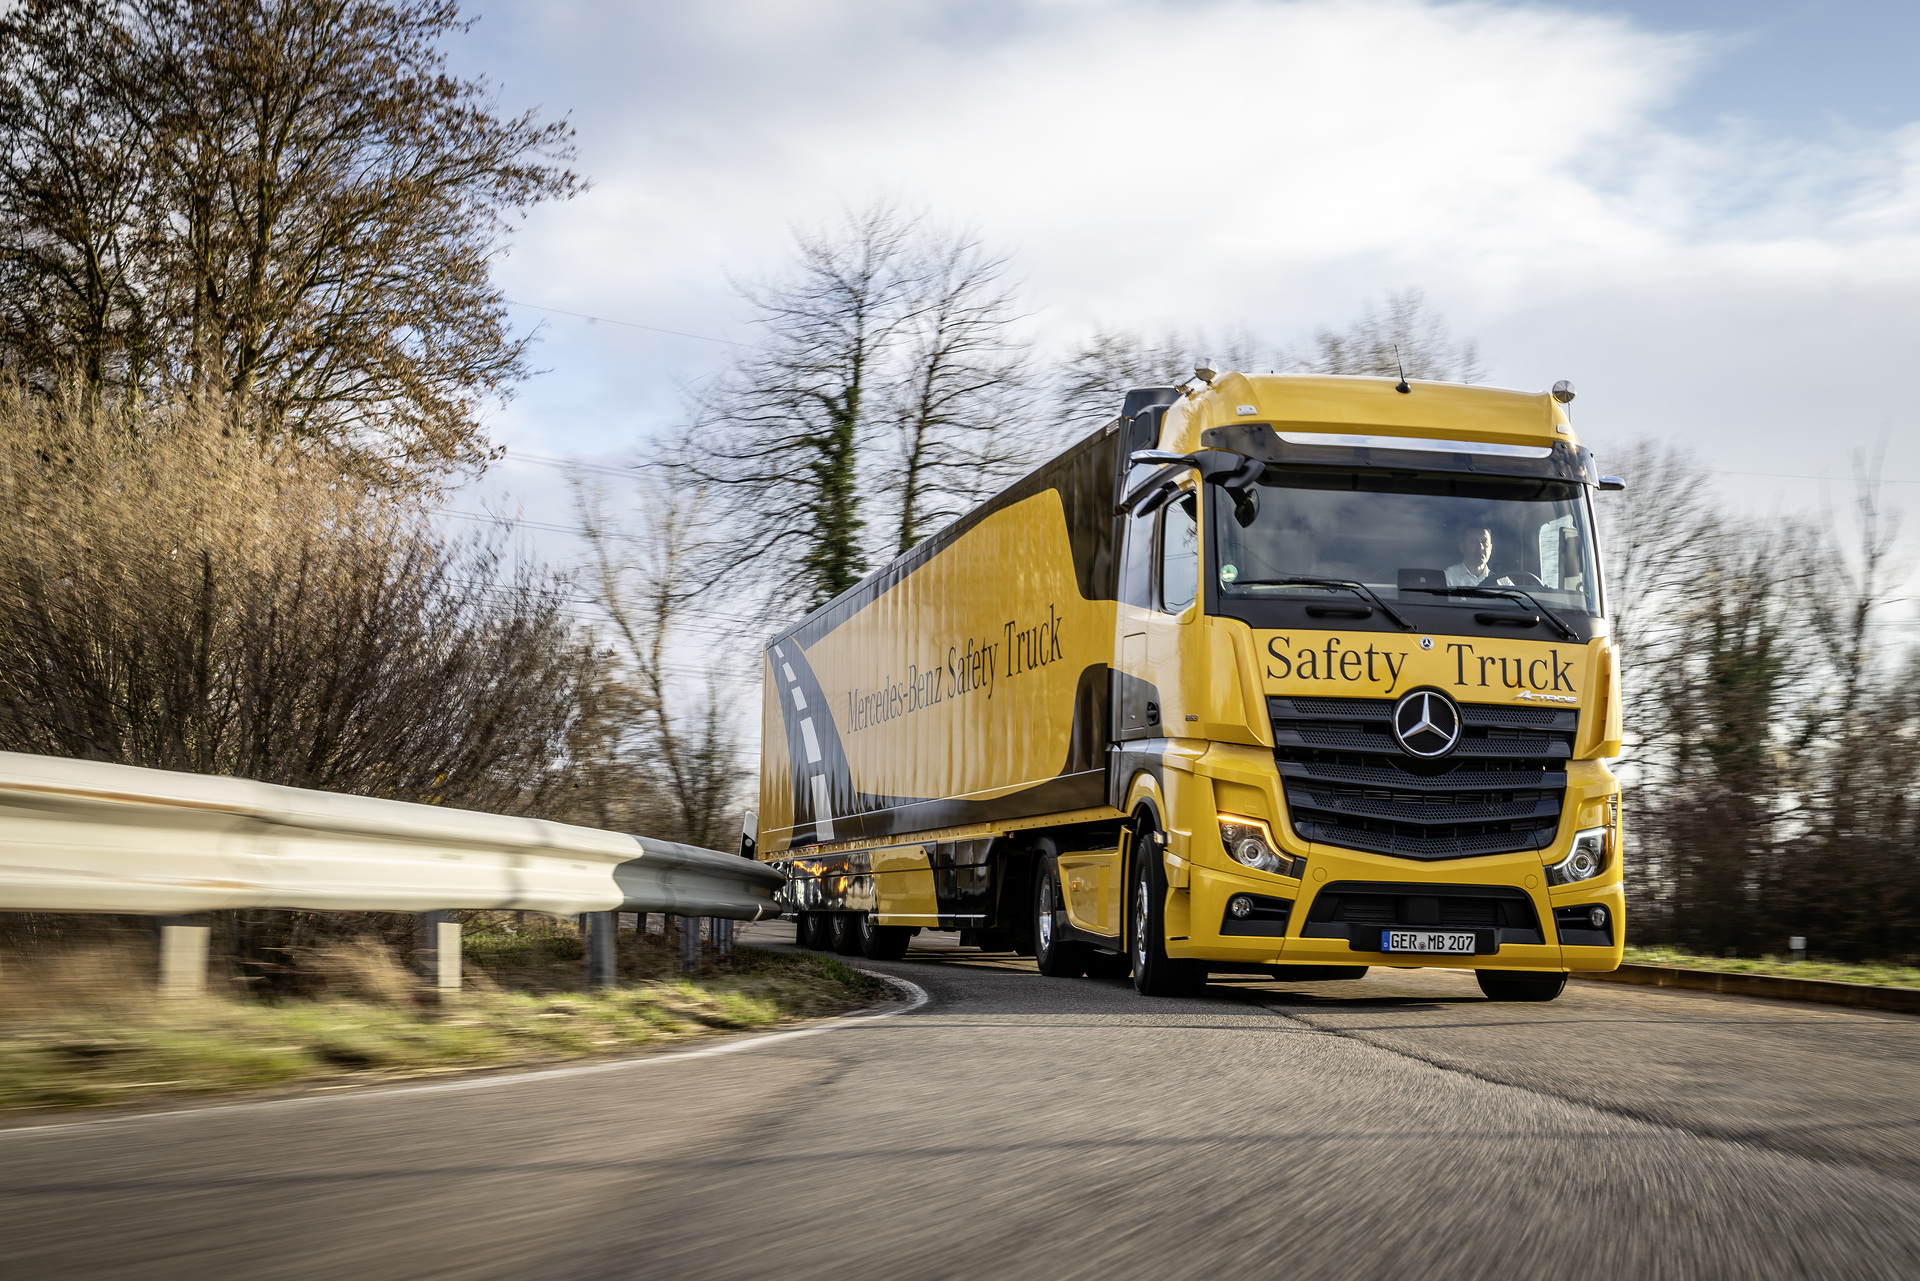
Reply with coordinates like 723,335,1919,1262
442,0,1920,607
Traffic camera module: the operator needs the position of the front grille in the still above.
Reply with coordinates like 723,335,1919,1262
1302,880,1545,948
1273,694,1576,861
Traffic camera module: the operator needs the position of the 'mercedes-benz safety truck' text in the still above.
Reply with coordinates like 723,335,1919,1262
745,371,1625,1000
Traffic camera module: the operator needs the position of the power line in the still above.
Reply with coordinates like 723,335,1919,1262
503,299,742,347
486,450,645,479
1709,468,1920,486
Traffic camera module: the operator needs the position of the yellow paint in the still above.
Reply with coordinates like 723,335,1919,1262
1160,372,1574,455
759,488,1117,854
1058,849,1122,937
1257,628,1597,703
871,843,939,925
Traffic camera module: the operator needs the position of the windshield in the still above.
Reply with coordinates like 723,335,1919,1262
1211,468,1602,617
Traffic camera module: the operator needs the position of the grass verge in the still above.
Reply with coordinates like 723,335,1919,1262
1622,946,1920,989
0,933,887,1118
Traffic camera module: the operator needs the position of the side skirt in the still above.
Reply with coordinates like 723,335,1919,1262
1057,918,1125,954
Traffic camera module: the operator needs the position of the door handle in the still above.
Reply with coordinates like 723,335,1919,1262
1145,701,1160,726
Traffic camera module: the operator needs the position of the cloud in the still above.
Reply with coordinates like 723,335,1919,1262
458,0,1920,544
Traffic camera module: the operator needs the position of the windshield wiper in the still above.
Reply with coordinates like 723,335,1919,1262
1229,576,1416,631
1399,584,1580,641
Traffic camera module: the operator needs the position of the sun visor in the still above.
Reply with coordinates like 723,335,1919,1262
1200,423,1598,486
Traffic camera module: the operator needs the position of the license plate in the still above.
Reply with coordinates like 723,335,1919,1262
1381,930,1477,954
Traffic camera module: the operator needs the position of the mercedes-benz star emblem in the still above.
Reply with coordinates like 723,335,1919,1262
1391,689,1463,758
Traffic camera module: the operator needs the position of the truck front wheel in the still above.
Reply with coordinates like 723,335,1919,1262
1131,825,1203,997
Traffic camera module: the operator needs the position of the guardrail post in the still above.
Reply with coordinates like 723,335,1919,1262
712,917,733,957
678,915,699,974
416,906,449,990
158,915,209,998
586,909,617,989
436,919,462,992
633,911,648,937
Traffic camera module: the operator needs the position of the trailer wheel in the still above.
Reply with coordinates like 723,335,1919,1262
1130,819,1203,997
800,912,832,951
1033,860,1086,978
858,913,912,961
831,912,864,956
1475,971,1567,1002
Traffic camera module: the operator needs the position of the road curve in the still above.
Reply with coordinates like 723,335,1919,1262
5,927,1919,1280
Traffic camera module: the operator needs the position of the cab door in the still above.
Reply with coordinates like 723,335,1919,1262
1144,488,1201,725
1114,503,1157,740
1114,487,1201,738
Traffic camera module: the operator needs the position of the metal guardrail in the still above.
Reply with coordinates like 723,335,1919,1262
0,751,784,921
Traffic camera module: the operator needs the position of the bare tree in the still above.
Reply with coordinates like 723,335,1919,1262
1804,445,1904,741
1048,291,1481,435
887,232,1032,553
1591,440,1721,780
1285,288,1486,382
571,475,745,849
675,204,915,612
1787,453,1913,959
1052,327,1268,435
1592,435,1920,960
0,0,582,485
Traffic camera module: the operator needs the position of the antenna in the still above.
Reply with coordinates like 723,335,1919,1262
1394,347,1411,395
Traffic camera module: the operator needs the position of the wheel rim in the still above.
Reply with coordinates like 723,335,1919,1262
1037,876,1054,952
1134,877,1149,968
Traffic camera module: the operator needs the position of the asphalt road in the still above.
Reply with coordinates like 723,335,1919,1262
6,927,1920,1280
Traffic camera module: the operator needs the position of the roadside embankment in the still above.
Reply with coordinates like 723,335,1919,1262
1577,961,1920,1015
0,920,885,1118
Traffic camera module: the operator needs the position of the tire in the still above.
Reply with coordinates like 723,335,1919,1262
793,915,807,946
1130,819,1204,997
1476,970,1567,1002
800,912,833,951
858,912,912,961
831,912,864,956
1033,860,1086,978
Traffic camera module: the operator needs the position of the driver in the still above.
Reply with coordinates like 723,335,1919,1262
1446,526,1513,587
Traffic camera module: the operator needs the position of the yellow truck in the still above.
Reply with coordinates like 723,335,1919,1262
745,369,1625,1000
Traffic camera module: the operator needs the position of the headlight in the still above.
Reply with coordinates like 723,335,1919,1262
1218,815,1288,875
1547,826,1607,886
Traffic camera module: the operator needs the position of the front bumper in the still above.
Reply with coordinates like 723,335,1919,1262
1171,853,1625,974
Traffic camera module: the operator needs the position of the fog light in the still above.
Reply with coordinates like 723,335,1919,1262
1218,815,1286,875
1588,905,1608,929
1229,894,1254,919
1547,827,1607,886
